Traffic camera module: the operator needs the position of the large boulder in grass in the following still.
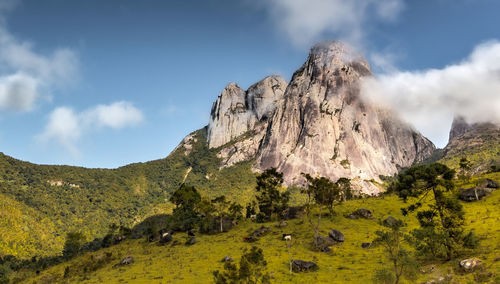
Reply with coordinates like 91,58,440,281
482,178,499,189
459,187,489,202
460,258,482,272
291,260,318,272
352,209,373,219
382,216,400,228
314,236,336,252
328,229,344,243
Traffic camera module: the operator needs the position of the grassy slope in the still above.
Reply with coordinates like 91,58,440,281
25,172,500,284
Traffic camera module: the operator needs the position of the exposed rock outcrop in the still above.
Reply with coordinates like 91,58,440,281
449,116,474,141
444,116,500,173
255,41,435,191
207,75,287,149
201,40,436,194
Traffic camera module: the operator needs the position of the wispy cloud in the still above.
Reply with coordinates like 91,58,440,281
258,0,405,47
0,0,78,112
360,40,500,147
38,102,144,156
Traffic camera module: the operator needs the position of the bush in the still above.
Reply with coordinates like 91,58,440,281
213,246,270,283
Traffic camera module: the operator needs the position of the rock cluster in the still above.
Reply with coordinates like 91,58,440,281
291,260,318,272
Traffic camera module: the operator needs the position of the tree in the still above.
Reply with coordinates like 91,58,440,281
212,196,230,233
255,169,289,222
170,184,202,231
245,201,256,219
372,219,418,284
62,231,86,259
213,246,270,284
459,157,472,184
336,177,353,202
390,163,478,260
302,174,352,248
228,202,243,220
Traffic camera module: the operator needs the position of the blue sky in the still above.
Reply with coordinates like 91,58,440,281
0,0,499,168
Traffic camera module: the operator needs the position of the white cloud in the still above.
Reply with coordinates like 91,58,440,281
259,0,405,47
38,107,82,156
82,101,144,129
0,4,78,112
360,40,500,147
0,72,40,111
39,102,144,155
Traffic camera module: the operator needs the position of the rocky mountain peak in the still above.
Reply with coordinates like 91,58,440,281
207,75,287,149
301,41,372,89
448,116,474,142
203,40,435,194
308,40,370,72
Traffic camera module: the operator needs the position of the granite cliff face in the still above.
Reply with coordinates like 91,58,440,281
203,41,436,194
207,75,287,149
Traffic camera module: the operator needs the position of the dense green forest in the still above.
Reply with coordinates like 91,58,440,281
0,128,258,259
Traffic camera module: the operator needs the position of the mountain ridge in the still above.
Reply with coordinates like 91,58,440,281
205,41,436,193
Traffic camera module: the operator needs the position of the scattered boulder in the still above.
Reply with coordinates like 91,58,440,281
291,260,318,272
221,256,233,263
120,256,134,265
382,216,400,228
276,221,288,228
482,178,499,189
459,188,489,202
361,242,371,249
159,231,173,244
346,214,358,219
244,226,271,242
328,229,345,243
460,258,482,272
282,234,292,241
351,209,373,219
186,236,196,245
314,236,335,252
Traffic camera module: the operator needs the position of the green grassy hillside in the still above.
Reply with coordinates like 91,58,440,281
440,125,500,172
21,172,500,283
1,123,499,261
0,128,257,259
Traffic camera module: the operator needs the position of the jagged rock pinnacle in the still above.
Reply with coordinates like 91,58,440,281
202,40,435,194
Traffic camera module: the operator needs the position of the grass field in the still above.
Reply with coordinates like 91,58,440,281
22,172,500,284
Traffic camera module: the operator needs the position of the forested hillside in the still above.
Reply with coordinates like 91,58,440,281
0,129,257,259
